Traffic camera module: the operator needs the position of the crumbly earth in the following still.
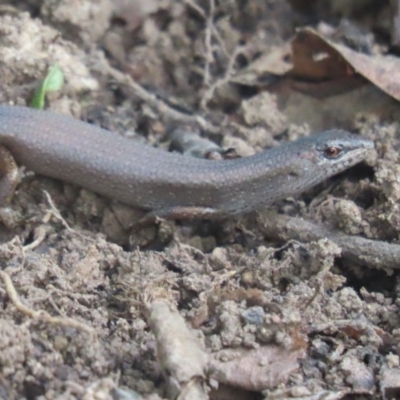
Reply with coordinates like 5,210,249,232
0,1,399,399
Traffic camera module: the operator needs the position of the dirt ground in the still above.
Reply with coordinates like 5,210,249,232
1,1,400,399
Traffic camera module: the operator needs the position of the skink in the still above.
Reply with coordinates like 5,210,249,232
0,105,374,221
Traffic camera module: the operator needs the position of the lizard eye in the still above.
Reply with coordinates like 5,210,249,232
324,146,341,158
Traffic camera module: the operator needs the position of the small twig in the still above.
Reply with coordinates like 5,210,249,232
257,211,400,271
104,61,220,133
184,1,247,110
23,226,48,251
43,190,74,232
43,190,96,242
184,0,229,57
203,0,216,86
200,45,246,110
184,0,206,17
0,270,95,335
309,319,383,346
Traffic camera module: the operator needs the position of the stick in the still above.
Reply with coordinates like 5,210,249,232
257,211,400,270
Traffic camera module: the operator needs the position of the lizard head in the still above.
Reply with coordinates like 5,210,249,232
310,129,374,174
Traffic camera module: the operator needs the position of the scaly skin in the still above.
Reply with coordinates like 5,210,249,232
0,105,374,220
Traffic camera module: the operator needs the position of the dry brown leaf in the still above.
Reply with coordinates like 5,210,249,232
291,29,353,80
208,345,305,392
291,28,400,101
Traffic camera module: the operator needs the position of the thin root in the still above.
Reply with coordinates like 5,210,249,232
0,270,95,335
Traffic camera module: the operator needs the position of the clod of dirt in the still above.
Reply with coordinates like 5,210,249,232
41,0,113,44
0,13,98,104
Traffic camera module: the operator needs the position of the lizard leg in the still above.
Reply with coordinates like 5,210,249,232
138,206,225,226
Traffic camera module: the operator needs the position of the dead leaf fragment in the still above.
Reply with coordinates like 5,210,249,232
147,300,208,400
291,29,354,80
291,28,400,101
208,345,305,392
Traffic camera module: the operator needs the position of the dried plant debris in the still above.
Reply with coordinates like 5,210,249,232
147,299,209,400
290,28,400,102
208,345,305,392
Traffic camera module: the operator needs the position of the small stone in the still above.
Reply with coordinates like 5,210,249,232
241,306,265,326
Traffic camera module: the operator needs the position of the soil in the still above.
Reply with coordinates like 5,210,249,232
0,1,399,399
